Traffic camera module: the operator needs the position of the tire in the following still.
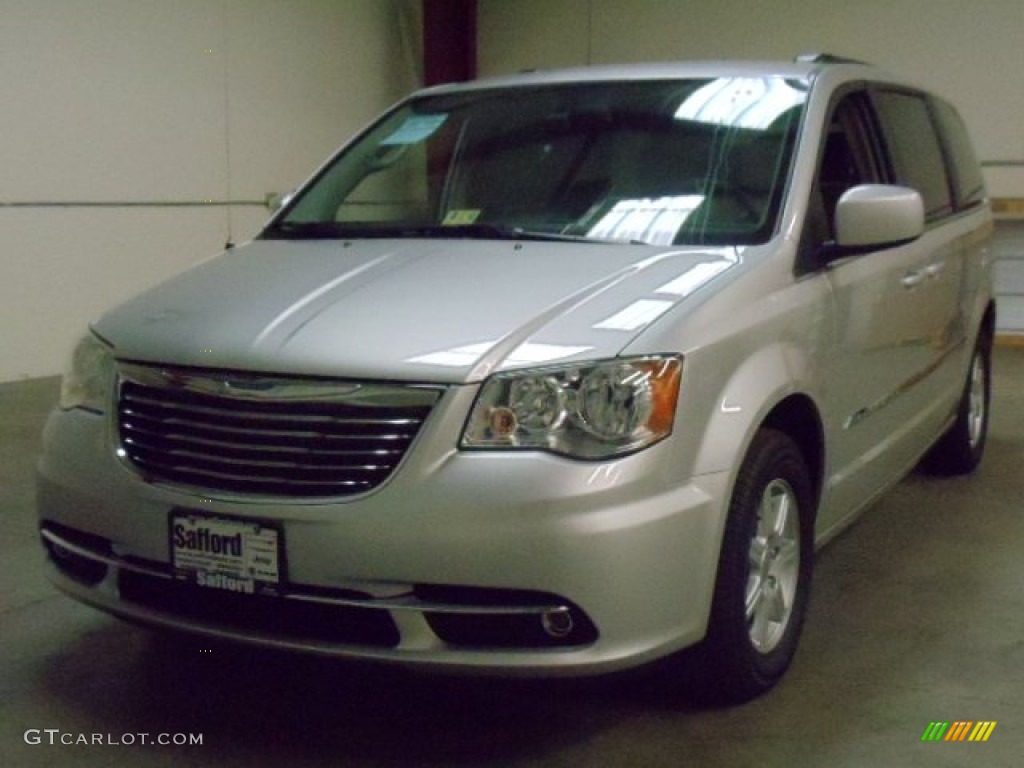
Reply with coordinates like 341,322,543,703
697,429,815,704
923,332,991,476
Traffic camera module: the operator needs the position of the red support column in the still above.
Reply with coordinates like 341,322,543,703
422,0,477,86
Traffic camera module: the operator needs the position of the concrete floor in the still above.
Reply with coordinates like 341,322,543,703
2,348,1022,767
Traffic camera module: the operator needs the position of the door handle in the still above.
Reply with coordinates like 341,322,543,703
925,261,945,279
902,270,925,288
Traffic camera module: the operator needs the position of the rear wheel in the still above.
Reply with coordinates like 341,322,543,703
697,429,814,704
923,332,991,475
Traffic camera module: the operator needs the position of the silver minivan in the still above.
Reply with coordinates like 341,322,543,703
38,55,994,702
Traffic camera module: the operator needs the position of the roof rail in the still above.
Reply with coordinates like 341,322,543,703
794,52,870,66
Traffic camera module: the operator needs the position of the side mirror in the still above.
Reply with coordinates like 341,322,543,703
834,184,924,249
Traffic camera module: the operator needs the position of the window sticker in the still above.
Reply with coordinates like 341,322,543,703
380,114,449,146
442,209,482,226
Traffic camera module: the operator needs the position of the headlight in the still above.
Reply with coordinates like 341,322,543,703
60,332,114,413
461,356,682,459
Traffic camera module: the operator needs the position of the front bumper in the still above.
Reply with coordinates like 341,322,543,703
37,404,729,676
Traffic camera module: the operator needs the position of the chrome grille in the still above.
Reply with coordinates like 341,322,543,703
116,364,441,498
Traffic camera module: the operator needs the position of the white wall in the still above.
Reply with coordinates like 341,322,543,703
478,0,1024,196
0,0,421,381
8,0,1023,382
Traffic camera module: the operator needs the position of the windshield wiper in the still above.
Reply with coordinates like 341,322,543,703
382,224,611,243
262,221,630,244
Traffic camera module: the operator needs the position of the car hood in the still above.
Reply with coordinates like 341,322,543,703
95,238,739,383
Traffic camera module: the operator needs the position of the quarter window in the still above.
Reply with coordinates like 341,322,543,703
930,97,986,210
872,90,953,222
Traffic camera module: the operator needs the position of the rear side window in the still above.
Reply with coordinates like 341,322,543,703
930,97,986,210
872,90,953,222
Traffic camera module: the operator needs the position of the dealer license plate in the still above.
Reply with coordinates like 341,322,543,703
170,513,281,596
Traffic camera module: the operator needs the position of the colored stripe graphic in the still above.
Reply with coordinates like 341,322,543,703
969,722,997,742
946,721,969,741
921,721,997,742
921,722,949,741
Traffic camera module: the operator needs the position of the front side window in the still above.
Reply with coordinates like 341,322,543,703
266,77,809,246
816,92,882,240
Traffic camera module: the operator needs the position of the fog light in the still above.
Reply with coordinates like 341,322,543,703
541,609,574,638
43,536,108,586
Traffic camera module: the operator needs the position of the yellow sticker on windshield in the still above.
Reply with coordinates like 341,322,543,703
442,209,482,226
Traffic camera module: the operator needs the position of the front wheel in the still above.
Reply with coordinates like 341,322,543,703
697,429,815,704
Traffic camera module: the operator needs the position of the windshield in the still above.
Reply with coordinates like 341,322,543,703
265,76,808,246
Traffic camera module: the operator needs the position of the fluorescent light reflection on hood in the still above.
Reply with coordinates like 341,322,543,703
407,342,594,368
